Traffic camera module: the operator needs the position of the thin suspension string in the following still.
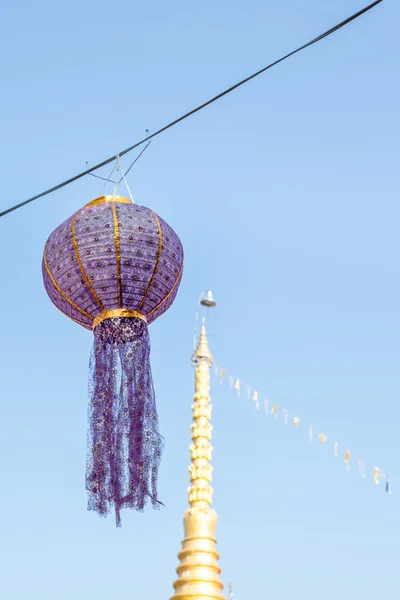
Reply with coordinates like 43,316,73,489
0,0,383,220
102,160,119,193
193,291,205,350
114,155,134,202
113,141,152,201
112,143,152,200
89,173,117,185
117,141,151,185
113,156,122,196
89,142,151,195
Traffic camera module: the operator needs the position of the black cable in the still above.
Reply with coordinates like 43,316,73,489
0,0,382,219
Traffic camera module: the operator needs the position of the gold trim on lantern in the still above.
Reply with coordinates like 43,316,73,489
138,211,163,311
92,308,147,329
85,195,133,207
43,248,94,320
147,263,183,318
71,215,106,312
111,202,123,308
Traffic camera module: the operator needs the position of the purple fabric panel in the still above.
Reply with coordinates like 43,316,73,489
115,203,160,310
42,260,92,329
73,204,119,312
86,317,164,526
43,215,98,326
140,215,184,320
146,270,183,324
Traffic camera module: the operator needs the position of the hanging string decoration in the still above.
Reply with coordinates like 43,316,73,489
42,195,184,526
213,363,391,493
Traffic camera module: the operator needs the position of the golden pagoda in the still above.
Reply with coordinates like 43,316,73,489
169,321,226,600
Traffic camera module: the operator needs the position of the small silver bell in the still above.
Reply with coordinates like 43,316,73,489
200,290,216,307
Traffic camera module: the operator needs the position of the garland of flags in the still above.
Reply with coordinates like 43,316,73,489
213,363,391,494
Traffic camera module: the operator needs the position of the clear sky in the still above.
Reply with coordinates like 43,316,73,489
0,1,398,599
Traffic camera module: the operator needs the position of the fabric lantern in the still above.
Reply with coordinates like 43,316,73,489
42,195,184,526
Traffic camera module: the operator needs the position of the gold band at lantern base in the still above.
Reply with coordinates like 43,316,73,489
92,308,147,329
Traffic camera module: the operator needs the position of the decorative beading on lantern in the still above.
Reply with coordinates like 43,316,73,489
42,195,184,526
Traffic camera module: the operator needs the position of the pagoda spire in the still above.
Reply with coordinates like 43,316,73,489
169,321,225,600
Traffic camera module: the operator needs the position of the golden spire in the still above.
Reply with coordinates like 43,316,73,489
170,321,225,600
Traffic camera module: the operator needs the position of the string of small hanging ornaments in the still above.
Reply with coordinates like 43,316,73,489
196,291,391,495
1,1,387,527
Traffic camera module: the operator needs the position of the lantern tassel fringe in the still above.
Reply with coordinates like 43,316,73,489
86,317,164,527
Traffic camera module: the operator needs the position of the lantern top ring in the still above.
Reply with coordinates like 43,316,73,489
85,195,133,208
92,309,147,329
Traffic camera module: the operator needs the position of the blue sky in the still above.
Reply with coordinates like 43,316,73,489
0,1,398,599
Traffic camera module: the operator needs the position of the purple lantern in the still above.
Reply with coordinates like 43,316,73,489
42,195,183,526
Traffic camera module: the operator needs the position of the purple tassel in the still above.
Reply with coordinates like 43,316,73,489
86,317,164,527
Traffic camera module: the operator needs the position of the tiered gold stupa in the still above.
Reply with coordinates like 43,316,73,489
169,323,226,600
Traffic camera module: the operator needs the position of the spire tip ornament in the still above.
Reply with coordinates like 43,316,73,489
200,289,217,307
192,323,213,363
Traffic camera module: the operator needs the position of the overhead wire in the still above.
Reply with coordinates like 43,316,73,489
0,0,383,219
